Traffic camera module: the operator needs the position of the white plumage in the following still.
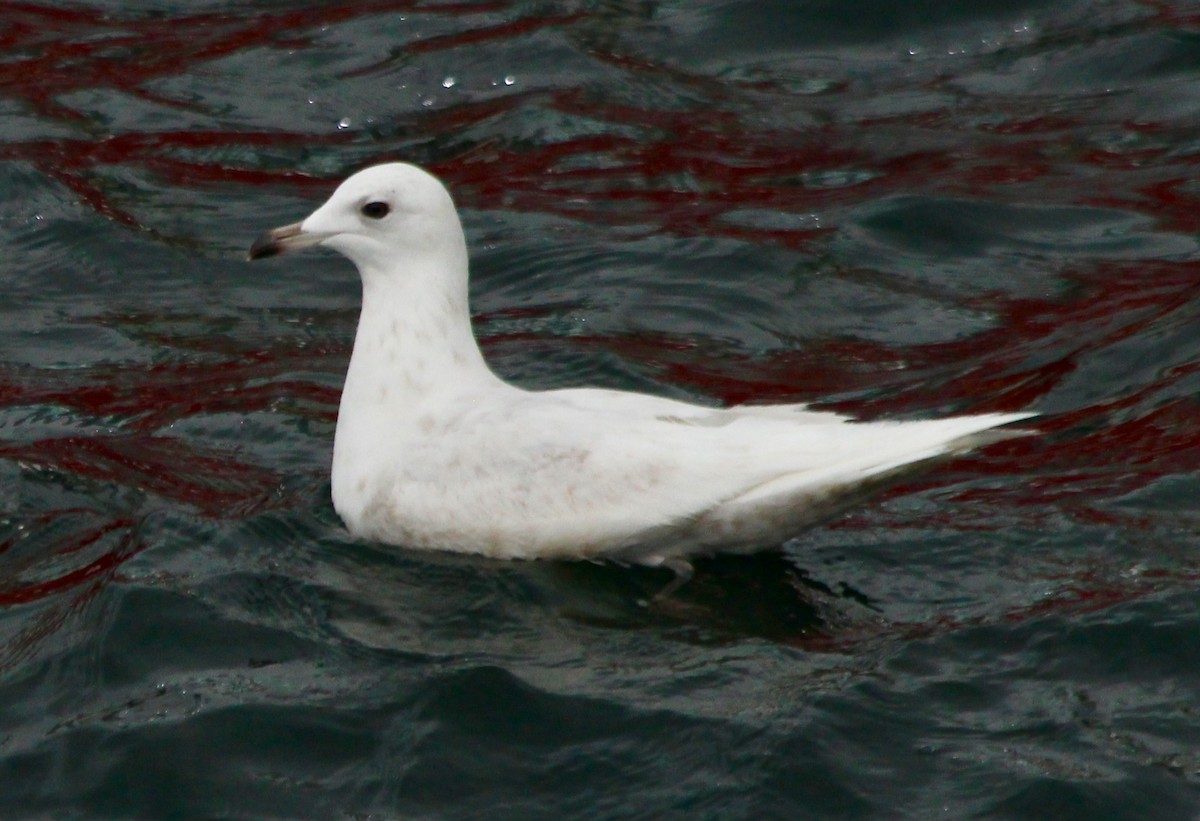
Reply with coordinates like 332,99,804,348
249,163,1034,577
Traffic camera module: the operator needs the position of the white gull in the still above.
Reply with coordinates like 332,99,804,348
248,162,1034,584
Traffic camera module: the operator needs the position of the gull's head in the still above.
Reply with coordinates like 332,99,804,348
248,162,463,276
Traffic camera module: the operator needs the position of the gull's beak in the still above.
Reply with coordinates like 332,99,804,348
247,221,328,261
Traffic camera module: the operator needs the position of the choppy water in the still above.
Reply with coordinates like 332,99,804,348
3,1,1200,817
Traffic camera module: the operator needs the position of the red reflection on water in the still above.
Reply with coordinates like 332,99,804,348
0,330,343,432
0,514,136,607
0,506,143,671
0,0,510,116
0,435,284,517
0,321,341,609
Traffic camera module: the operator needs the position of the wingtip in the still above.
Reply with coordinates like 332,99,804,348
951,411,1040,452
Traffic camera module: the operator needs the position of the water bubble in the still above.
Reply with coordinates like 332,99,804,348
442,76,456,88
337,117,351,129
421,97,435,107
503,75,516,86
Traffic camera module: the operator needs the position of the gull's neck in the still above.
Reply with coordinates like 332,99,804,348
342,250,499,411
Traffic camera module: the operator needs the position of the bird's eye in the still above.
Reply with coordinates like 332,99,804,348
360,201,390,219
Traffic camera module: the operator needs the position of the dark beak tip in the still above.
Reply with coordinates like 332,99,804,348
248,232,281,261
248,222,310,261
247,244,279,261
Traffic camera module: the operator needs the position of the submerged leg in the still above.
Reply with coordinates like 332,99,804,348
646,557,694,604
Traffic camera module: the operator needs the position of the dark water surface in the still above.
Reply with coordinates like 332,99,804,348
2,1,1200,818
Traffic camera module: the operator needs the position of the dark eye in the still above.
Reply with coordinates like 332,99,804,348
360,201,390,219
